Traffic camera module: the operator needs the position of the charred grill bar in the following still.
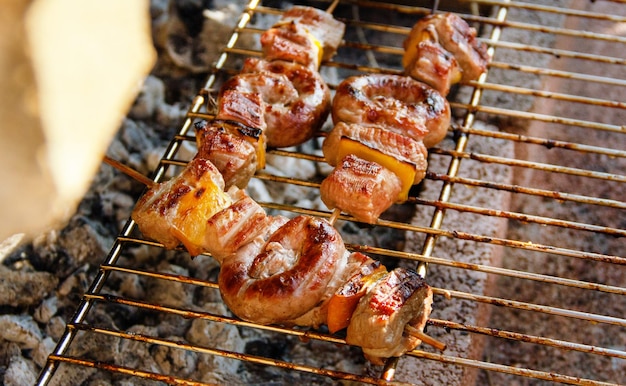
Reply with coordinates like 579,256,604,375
36,0,625,385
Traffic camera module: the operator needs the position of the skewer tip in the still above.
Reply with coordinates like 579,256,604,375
405,325,447,351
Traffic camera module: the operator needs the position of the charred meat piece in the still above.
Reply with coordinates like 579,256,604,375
203,187,270,264
216,89,266,133
403,38,462,96
261,21,321,70
346,268,433,365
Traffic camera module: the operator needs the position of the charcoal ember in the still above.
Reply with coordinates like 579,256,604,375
3,355,38,386
0,315,42,350
152,338,198,378
44,316,66,342
33,297,58,324
32,337,56,368
146,262,194,307
186,303,245,382
57,219,111,267
0,265,58,308
44,364,96,386
152,0,254,76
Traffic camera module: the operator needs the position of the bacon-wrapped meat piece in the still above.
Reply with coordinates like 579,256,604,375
322,122,428,201
218,215,353,327
332,74,450,148
403,38,462,96
241,58,331,148
203,188,270,264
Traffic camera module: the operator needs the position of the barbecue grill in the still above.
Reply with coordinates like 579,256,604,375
36,0,625,384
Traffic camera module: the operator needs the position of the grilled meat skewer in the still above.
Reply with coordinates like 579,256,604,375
123,156,440,363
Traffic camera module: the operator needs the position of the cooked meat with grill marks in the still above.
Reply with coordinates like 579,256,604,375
404,13,489,84
322,122,428,185
195,121,258,189
218,215,349,326
216,89,266,133
203,188,270,264
261,21,322,71
278,5,345,62
346,267,433,365
332,74,450,148
403,38,462,96
131,158,232,256
241,58,331,148
320,154,403,224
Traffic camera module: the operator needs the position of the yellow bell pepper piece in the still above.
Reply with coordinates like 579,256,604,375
305,29,324,68
403,29,434,69
173,178,232,256
336,136,417,202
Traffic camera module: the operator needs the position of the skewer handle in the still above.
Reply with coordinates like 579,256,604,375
103,155,156,188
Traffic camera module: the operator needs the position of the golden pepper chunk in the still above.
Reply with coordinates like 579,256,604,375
172,177,233,256
335,136,417,202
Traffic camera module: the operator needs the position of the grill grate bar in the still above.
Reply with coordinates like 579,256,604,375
432,288,626,327
429,318,626,361
458,127,626,159
408,350,618,386
477,82,626,109
488,61,626,87
488,40,626,65
430,147,626,182
97,261,626,329
428,172,626,209
412,197,626,237
495,19,626,44
469,0,626,21
53,326,403,386
449,103,625,134
47,355,208,386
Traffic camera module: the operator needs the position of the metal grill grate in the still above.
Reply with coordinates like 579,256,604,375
37,0,626,384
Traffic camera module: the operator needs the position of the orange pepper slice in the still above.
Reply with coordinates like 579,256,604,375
327,266,387,334
336,136,417,202
172,179,232,256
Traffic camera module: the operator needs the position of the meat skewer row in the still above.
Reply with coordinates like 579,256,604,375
320,13,489,224
110,156,444,365
199,5,345,190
